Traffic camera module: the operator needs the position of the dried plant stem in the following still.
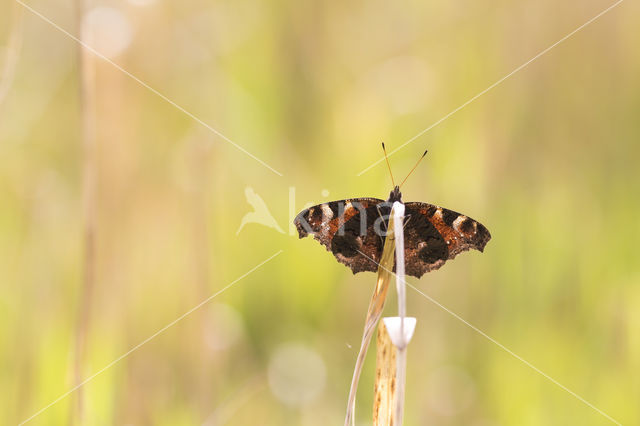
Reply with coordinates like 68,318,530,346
344,207,399,426
189,136,215,410
372,202,413,426
72,2,97,424
372,321,397,425
392,202,408,425
393,344,408,425
0,2,24,109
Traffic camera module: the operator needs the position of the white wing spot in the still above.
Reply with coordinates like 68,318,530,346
453,215,469,236
321,204,333,219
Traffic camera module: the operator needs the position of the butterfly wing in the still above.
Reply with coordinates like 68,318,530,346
294,198,389,274
294,198,491,278
402,202,491,278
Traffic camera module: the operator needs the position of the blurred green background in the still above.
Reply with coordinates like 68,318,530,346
1,0,638,425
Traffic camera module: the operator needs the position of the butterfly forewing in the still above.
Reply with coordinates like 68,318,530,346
294,198,389,274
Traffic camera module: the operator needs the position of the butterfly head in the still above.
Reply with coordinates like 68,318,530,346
381,143,427,204
387,186,402,203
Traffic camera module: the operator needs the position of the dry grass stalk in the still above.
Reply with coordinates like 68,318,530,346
0,2,24,109
391,202,408,425
373,321,397,426
344,206,399,426
72,2,97,424
373,202,410,426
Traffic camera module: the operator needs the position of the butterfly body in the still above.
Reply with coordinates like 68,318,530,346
294,186,490,278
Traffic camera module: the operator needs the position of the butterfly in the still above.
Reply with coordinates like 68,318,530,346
293,146,491,278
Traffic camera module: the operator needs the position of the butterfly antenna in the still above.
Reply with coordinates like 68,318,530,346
381,142,396,187
399,149,428,188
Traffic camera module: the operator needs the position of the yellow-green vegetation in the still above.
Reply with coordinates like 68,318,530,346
1,0,638,425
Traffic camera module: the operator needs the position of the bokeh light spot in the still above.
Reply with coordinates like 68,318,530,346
127,0,159,7
83,7,133,59
268,342,327,406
